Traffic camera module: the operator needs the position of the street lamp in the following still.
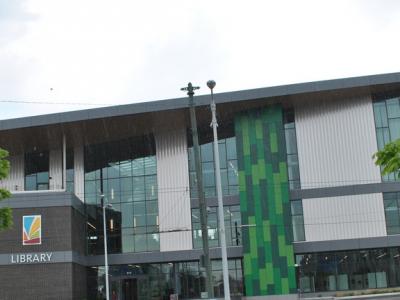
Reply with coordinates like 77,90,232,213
207,80,231,300
181,83,214,298
101,196,112,300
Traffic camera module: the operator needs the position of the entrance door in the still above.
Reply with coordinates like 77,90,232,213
123,278,138,300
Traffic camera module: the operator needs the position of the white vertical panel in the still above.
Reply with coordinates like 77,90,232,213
303,193,386,241
156,128,192,251
74,145,85,202
0,154,24,191
295,95,381,189
49,149,63,190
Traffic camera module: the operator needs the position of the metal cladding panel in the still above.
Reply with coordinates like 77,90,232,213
74,145,84,202
155,128,192,252
295,95,381,189
303,193,386,241
0,154,24,191
49,149,63,190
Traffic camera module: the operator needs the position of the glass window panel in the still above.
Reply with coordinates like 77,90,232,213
201,143,214,162
66,169,74,182
85,170,96,181
385,205,400,227
144,156,157,175
134,216,146,228
134,234,147,252
192,209,200,221
285,128,298,155
227,160,238,186
25,175,36,191
66,181,74,193
146,201,158,214
387,226,400,235
107,162,120,178
147,233,160,251
120,177,132,192
122,228,135,253
291,200,303,215
134,202,146,227
203,162,215,187
384,197,398,209
36,171,49,184
287,154,300,181
108,178,120,203
193,230,202,248
146,202,158,226
374,101,388,128
292,215,305,241
387,98,400,119
133,177,145,202
220,169,229,195
208,228,219,247
229,185,239,196
121,202,134,228
132,158,145,176
226,137,237,160
218,142,227,168
212,260,222,270
389,118,400,140
134,226,147,235
145,175,157,200
376,128,391,150
85,180,97,202
119,160,132,177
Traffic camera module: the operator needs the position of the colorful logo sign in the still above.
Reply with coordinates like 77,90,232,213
23,215,41,245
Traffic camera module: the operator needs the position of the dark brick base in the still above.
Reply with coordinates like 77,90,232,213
0,263,86,300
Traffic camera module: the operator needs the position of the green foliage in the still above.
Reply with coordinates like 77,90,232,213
373,139,400,178
0,148,12,230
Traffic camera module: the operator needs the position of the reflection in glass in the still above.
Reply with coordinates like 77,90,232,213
85,135,159,254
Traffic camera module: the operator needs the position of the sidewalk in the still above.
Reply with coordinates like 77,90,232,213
304,291,400,300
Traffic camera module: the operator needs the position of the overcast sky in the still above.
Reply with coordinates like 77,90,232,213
0,0,399,120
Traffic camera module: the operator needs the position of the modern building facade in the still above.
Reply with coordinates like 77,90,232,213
1,73,400,299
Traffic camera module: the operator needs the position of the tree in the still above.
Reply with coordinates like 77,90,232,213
373,139,400,178
0,147,12,230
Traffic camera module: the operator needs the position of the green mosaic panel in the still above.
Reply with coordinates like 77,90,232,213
235,105,296,296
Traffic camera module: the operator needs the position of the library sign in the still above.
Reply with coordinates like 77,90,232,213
10,252,53,264
9,214,53,264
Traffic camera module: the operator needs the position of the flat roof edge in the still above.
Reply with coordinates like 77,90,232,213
1,72,400,131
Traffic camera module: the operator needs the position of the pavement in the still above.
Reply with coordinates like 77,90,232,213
303,292,400,300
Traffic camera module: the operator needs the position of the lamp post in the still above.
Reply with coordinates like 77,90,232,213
101,196,112,300
181,83,214,298
207,80,231,300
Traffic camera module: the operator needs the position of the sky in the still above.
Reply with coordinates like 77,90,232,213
0,0,400,120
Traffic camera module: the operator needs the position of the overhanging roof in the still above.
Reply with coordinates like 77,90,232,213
1,72,400,131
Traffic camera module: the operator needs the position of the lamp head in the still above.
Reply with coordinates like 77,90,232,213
207,80,216,90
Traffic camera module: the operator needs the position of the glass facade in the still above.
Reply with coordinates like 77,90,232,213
192,205,242,249
383,192,400,235
24,151,49,191
297,247,400,293
85,135,159,254
87,259,243,300
373,97,400,181
291,200,305,241
188,128,238,198
284,108,301,190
